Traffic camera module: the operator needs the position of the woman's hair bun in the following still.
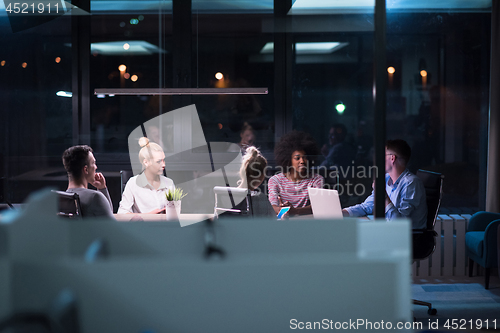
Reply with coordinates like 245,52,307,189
138,137,150,148
245,146,258,158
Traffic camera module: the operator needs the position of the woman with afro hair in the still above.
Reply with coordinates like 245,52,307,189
268,130,324,216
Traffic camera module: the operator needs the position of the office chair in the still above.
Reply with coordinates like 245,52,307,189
0,176,15,212
213,186,252,219
51,190,82,219
413,169,444,315
120,170,134,195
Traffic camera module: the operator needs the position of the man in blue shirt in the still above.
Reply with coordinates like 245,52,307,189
342,139,427,229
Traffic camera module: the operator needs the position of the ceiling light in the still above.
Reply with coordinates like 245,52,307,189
260,42,347,54
289,0,492,14
56,91,72,98
88,41,165,56
335,101,346,114
94,88,269,96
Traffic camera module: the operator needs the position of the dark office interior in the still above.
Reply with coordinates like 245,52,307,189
1,0,499,331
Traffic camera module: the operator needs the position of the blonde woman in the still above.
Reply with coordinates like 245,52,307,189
118,137,175,214
231,146,275,217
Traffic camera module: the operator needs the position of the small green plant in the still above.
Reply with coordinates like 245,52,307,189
166,187,187,201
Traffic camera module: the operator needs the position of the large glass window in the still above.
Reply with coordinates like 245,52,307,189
90,5,172,155
0,0,492,213
0,5,72,202
290,4,376,207
290,2,491,210
386,12,490,209
192,10,274,157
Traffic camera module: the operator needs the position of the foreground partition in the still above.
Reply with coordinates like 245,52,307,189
0,190,413,332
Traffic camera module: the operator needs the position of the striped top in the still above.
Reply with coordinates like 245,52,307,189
268,173,324,208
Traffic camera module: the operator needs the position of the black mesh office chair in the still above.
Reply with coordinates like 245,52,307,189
51,190,82,219
120,170,133,195
413,169,444,315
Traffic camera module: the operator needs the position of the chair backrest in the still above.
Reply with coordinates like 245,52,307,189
416,169,444,230
120,170,134,195
213,186,251,219
0,176,5,203
51,190,82,219
413,170,444,260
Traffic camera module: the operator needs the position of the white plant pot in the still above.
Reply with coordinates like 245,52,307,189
166,200,181,221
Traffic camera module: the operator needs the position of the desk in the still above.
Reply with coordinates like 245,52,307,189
114,213,213,227
2,188,413,332
291,214,369,220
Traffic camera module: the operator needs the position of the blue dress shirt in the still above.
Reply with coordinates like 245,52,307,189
345,169,427,229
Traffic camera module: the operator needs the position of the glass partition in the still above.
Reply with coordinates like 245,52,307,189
0,0,492,212
385,11,491,209
289,5,376,207
90,6,172,155
289,1,491,210
0,3,72,202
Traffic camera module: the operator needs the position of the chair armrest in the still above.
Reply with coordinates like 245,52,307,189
467,211,500,232
483,219,500,267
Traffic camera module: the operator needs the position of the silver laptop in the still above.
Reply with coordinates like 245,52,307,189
307,187,343,219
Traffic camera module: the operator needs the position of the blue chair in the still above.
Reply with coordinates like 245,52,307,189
466,211,500,289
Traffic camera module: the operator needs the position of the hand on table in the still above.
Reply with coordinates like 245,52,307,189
148,208,166,214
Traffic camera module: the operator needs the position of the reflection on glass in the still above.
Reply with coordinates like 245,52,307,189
291,5,490,209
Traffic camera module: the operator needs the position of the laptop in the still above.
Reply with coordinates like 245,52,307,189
307,187,343,219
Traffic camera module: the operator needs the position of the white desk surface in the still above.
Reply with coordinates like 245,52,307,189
291,214,368,220
114,213,213,224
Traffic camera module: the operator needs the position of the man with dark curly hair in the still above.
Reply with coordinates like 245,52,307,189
268,131,324,216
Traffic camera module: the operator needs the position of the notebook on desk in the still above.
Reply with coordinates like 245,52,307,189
307,187,343,219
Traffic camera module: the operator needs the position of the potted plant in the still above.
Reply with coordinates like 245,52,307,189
165,188,187,220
